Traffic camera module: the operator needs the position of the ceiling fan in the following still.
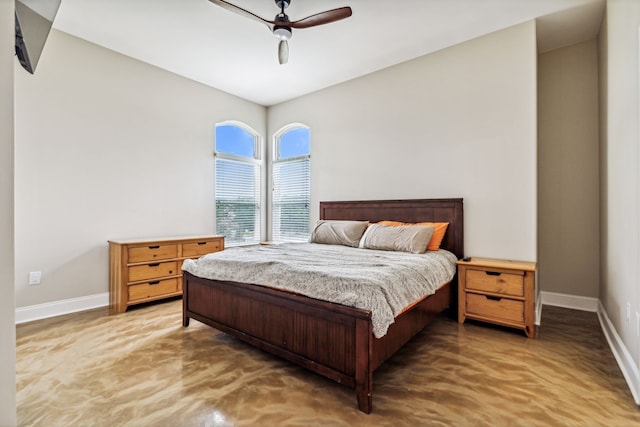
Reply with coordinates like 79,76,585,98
209,0,353,65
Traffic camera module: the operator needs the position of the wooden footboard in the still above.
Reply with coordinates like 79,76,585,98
183,272,451,413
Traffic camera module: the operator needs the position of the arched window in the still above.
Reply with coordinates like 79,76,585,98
272,124,310,242
215,122,261,246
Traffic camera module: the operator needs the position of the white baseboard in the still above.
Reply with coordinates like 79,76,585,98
540,291,599,312
15,292,109,324
535,295,542,325
539,292,640,405
597,300,640,405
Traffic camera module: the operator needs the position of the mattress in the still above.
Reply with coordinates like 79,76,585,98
182,242,457,338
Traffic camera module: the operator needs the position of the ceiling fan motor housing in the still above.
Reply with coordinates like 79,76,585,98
273,25,292,40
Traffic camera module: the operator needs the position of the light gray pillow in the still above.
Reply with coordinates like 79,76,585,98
309,220,369,247
360,224,435,254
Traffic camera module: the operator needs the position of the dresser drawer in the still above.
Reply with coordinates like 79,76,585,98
128,278,179,302
183,240,222,258
128,244,178,263
465,293,524,323
128,261,179,282
466,269,524,297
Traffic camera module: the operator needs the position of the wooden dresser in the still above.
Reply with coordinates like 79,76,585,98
457,257,537,338
109,235,224,313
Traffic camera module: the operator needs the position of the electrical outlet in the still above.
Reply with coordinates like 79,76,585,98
28,271,41,285
627,303,632,323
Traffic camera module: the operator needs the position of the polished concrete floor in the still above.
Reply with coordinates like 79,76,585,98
16,299,640,426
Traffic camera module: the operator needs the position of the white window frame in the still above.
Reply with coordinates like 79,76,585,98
214,121,262,246
271,123,311,243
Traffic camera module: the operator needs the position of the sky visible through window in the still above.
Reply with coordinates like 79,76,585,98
216,124,255,157
216,124,310,159
279,127,310,159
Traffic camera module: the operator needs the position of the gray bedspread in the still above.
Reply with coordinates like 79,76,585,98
182,243,457,338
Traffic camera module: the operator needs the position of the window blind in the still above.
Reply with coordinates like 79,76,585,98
215,157,261,245
272,157,310,242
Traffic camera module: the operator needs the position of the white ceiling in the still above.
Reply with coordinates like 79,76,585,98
52,0,605,106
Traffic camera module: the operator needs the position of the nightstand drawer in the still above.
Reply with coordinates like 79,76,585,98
128,244,178,263
128,261,179,282
128,278,179,301
183,240,222,258
465,293,524,323
466,269,524,297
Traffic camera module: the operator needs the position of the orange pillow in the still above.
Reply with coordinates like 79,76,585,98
415,222,449,251
377,220,449,251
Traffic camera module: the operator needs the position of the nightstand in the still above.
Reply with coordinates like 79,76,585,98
457,257,537,338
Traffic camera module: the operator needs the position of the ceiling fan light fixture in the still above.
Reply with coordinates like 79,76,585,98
273,25,292,40
278,40,289,64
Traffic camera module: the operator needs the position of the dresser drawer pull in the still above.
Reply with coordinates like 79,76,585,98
148,245,160,249
485,295,502,301
148,281,160,285
148,263,160,267
485,271,501,276
197,242,207,245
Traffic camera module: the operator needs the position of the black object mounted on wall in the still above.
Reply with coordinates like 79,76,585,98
15,0,62,74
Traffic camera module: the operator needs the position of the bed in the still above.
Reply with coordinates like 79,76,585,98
182,198,464,413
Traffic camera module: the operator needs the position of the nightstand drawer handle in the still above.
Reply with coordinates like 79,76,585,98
486,295,502,301
148,281,160,285
485,271,501,276
148,245,160,249
197,242,207,245
148,263,160,267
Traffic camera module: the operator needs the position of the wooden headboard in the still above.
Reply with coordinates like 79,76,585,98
319,198,464,259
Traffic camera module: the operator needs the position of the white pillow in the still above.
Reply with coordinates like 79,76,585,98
360,224,435,254
309,220,369,247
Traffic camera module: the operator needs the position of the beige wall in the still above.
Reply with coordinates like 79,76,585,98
0,0,16,423
14,30,266,308
599,0,640,383
268,22,538,261
538,40,600,298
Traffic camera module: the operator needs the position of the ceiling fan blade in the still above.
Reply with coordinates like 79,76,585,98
278,40,289,65
288,7,352,29
209,0,274,30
